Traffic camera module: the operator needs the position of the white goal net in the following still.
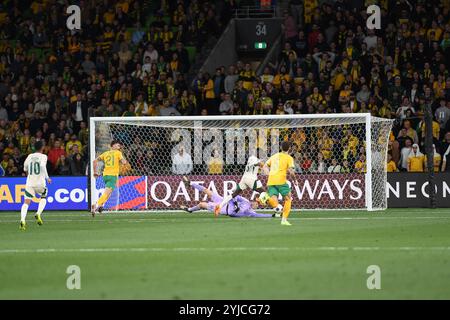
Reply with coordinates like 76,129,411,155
89,114,393,212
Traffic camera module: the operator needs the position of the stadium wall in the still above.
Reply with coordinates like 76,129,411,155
1,173,449,210
199,19,237,75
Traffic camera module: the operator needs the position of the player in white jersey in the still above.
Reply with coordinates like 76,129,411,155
214,155,282,215
19,141,52,231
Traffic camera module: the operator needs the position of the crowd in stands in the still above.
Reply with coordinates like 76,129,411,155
0,0,234,176
0,0,449,177
192,0,450,174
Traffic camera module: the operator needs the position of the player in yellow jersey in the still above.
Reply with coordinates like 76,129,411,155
91,140,130,216
264,141,298,226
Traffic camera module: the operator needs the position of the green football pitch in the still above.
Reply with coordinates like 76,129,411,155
0,209,450,299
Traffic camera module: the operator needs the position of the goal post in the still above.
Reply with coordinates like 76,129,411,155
89,114,394,212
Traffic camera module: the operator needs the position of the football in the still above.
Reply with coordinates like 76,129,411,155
258,192,270,206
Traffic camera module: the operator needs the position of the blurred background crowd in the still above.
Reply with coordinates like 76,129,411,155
0,0,449,177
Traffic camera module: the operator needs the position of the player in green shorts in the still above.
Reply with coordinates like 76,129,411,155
264,141,298,226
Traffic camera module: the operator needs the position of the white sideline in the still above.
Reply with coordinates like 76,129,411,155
1,246,450,254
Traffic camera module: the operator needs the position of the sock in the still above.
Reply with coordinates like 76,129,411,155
188,205,201,212
36,199,47,216
20,203,29,223
190,183,206,193
282,198,292,221
267,197,278,208
97,192,110,207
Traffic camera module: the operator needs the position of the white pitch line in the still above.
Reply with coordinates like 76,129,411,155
1,247,450,254
0,211,450,218
1,216,450,224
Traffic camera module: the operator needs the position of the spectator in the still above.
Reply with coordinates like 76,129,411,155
207,149,223,174
81,54,96,76
402,120,419,145
386,153,398,172
55,120,71,140
408,144,425,172
213,67,225,99
131,21,145,46
424,145,442,172
219,93,233,115
48,139,65,171
435,99,450,132
70,153,86,175
327,158,341,173
134,93,149,116
396,97,415,120
355,154,367,173
122,103,137,117
172,146,193,175
203,72,216,113
34,95,50,117
418,116,440,145
356,85,371,104
340,159,352,173
66,142,80,158
314,152,326,173
55,154,71,175
70,94,88,133
159,99,181,116
6,159,19,176
0,0,448,178
66,134,82,155
143,43,158,64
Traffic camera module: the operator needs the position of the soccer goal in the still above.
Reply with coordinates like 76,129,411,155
89,114,394,212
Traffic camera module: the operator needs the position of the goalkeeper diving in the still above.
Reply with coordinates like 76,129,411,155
214,155,283,215
91,140,130,216
181,176,280,218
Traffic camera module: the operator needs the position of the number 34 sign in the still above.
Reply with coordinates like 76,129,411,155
256,22,267,36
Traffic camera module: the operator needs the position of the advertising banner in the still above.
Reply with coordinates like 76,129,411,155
0,176,87,210
147,174,366,209
96,176,147,210
386,172,450,208
1,173,449,211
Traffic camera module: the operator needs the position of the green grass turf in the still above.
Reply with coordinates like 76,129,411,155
1,209,450,299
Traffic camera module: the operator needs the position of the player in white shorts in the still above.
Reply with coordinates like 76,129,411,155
20,140,52,231
214,155,282,215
